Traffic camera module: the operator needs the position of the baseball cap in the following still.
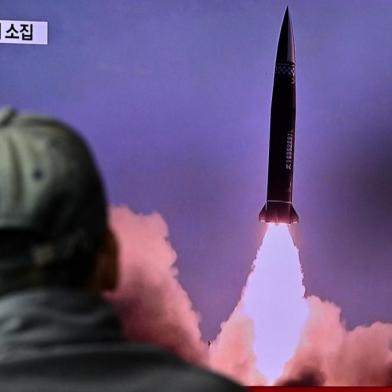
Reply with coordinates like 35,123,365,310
0,107,107,272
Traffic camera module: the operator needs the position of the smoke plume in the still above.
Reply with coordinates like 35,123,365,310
107,207,392,386
208,302,266,385
278,296,392,386
107,206,207,365
211,294,392,386
210,225,392,386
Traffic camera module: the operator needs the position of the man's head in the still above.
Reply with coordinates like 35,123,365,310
0,108,117,295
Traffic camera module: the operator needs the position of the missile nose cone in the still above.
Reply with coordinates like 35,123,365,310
276,7,295,63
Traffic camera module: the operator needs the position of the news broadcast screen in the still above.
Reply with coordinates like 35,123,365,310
1,0,392,388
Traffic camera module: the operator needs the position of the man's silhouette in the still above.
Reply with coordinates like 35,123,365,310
0,108,244,392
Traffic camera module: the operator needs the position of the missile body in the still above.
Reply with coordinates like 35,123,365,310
259,8,299,224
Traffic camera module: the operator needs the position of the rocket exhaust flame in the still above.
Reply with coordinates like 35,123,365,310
242,224,308,384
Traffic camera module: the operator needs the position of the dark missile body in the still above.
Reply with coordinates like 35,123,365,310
259,8,299,224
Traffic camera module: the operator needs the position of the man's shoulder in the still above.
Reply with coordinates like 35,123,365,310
0,342,245,392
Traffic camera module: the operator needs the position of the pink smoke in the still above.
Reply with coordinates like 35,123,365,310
278,296,392,386
211,294,392,386
106,206,392,386
209,302,266,385
107,206,207,365
210,224,392,386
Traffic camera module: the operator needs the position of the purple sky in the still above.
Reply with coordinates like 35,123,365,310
2,0,392,340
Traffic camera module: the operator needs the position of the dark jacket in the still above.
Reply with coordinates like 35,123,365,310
0,288,244,392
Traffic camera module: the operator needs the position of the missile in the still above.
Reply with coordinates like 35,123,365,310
259,7,299,224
